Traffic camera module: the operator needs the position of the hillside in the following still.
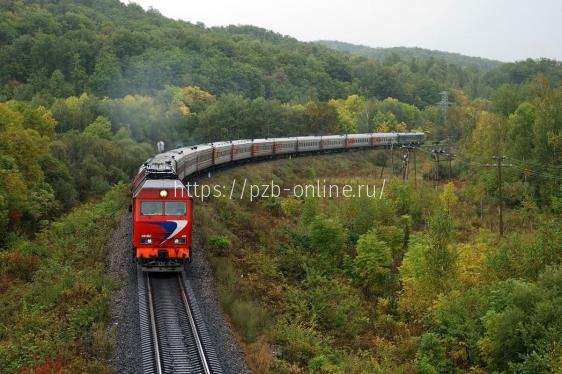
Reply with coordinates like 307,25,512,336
0,0,541,107
316,40,503,70
1,1,562,372
196,150,562,373
2,2,561,106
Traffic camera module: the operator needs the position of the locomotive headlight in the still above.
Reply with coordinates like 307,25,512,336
174,237,186,245
160,190,168,198
140,237,153,244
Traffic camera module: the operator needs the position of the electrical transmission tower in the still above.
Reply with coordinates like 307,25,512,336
437,91,452,127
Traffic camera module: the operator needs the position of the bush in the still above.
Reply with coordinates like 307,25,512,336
277,245,309,282
353,230,394,296
229,299,267,343
415,333,449,374
0,251,39,282
298,271,369,339
309,216,346,262
274,320,332,367
280,198,301,218
207,235,231,256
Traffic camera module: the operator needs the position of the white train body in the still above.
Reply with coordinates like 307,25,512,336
139,132,425,181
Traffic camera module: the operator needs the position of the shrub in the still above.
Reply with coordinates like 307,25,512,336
415,333,449,374
352,230,394,296
207,235,231,256
300,271,368,339
262,197,283,216
229,299,267,343
301,197,319,226
0,251,39,282
280,198,301,218
277,245,309,282
274,320,331,367
309,216,346,261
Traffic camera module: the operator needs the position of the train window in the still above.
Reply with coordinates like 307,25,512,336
165,201,187,216
141,201,163,216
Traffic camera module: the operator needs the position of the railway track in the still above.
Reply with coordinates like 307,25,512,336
138,267,223,374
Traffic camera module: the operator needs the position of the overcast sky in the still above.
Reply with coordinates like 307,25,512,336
126,0,562,62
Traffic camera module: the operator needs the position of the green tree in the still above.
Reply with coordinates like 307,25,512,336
309,216,346,263
400,211,456,319
479,266,562,372
352,230,394,296
415,333,449,374
507,102,536,160
89,49,122,96
84,116,113,140
440,182,458,213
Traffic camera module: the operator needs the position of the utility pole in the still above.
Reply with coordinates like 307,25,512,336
485,156,513,238
447,150,454,180
390,143,395,176
402,149,409,181
401,144,418,183
494,156,505,237
413,147,417,188
431,142,445,189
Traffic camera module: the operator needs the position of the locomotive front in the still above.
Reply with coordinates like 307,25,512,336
132,179,193,271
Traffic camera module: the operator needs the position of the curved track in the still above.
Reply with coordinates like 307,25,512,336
138,267,223,374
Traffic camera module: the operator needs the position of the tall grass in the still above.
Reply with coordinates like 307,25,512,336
0,183,128,373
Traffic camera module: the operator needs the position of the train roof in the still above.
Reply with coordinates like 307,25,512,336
231,139,252,145
322,134,346,139
253,138,275,143
191,144,213,151
347,133,372,138
274,137,298,142
371,132,398,137
211,141,233,148
144,153,175,174
133,178,187,197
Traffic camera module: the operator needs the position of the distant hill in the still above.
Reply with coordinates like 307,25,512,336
2,1,558,107
316,40,503,71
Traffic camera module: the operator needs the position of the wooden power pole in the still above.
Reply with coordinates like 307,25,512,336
493,156,505,237
486,156,512,237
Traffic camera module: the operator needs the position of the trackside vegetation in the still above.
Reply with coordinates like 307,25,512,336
196,152,561,373
0,184,128,373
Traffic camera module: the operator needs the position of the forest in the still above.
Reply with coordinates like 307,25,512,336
315,40,503,71
0,0,561,372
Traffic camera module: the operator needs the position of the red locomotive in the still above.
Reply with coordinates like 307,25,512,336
132,156,192,271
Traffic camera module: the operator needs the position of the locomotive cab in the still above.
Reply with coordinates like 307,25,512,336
132,179,193,272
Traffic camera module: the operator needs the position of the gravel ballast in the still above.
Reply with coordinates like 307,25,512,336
108,213,249,373
107,214,143,374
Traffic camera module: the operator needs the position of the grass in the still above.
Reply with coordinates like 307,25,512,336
0,183,129,373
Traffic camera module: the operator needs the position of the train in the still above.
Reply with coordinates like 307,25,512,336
131,132,425,271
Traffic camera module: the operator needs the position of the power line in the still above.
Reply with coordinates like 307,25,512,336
417,140,561,184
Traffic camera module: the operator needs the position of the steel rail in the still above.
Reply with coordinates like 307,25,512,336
177,273,211,374
146,275,163,374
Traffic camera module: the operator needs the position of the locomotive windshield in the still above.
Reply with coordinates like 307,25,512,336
164,202,187,216
140,201,187,216
141,201,163,215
